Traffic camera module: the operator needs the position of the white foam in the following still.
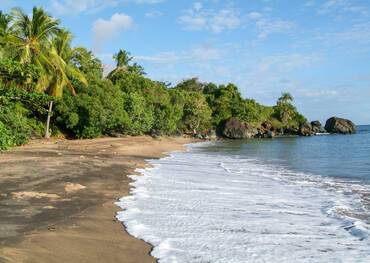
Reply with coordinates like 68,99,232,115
116,144,370,263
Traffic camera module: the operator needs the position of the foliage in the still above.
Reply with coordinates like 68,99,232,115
273,92,306,128
181,91,212,133
0,85,49,148
0,6,310,151
55,79,129,138
0,121,13,150
0,59,39,91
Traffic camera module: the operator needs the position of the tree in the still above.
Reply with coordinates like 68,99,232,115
5,8,87,138
49,29,87,97
176,78,205,92
277,92,293,105
108,49,146,81
0,11,12,59
71,47,103,79
182,91,212,134
129,62,146,75
114,49,132,68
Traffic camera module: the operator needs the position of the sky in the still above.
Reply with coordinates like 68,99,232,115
1,0,370,124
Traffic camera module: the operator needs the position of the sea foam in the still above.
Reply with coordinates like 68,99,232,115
116,143,370,263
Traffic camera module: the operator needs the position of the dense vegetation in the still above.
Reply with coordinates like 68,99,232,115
0,7,308,150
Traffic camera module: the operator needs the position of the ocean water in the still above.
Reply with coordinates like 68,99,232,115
116,125,370,263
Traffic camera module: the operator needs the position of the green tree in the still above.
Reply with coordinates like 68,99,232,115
181,91,212,134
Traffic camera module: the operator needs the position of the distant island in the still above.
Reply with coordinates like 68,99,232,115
0,7,355,151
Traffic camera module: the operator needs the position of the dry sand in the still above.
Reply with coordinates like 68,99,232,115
0,136,194,263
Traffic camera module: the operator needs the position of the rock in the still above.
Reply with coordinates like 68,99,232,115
299,123,313,136
256,122,276,138
150,129,162,138
266,130,275,138
311,120,326,134
222,118,257,139
325,117,356,134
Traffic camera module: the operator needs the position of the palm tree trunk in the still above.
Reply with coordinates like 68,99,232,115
45,101,53,139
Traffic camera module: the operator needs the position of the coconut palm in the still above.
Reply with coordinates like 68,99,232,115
10,7,60,64
6,7,87,137
277,92,293,105
277,92,294,127
114,49,132,68
48,29,87,97
107,49,134,80
0,11,13,59
129,62,146,75
7,8,87,97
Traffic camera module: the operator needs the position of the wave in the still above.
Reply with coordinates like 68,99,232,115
116,143,370,263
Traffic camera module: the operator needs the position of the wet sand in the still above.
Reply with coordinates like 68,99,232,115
0,136,193,263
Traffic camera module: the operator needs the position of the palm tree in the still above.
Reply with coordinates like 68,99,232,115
129,62,146,75
107,49,134,80
114,49,132,68
48,29,87,97
7,7,87,137
277,92,293,105
10,7,60,64
277,92,294,128
0,11,13,59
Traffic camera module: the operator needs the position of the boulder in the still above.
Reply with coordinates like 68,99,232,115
299,123,313,136
311,120,326,134
257,122,276,138
222,118,257,139
325,117,356,134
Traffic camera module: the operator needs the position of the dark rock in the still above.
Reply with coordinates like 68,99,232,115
325,117,356,134
255,122,276,138
299,123,313,136
266,130,275,138
150,129,162,138
222,118,258,139
311,121,326,134
284,127,299,135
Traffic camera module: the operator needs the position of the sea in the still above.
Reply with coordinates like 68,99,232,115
116,125,370,263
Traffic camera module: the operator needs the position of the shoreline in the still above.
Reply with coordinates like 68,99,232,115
0,136,194,263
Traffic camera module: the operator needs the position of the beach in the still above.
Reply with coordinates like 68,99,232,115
0,136,193,263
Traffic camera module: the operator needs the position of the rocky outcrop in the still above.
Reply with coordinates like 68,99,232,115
311,121,326,134
222,118,258,139
299,123,313,136
325,117,356,134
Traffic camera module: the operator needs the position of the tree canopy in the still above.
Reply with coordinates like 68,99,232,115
0,6,309,150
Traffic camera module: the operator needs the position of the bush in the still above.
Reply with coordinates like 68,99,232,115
55,79,130,138
0,121,14,150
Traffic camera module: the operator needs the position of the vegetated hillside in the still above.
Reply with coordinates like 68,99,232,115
0,7,307,150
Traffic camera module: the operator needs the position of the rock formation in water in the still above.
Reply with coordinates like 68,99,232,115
222,118,257,139
299,123,313,136
325,117,356,134
311,121,326,134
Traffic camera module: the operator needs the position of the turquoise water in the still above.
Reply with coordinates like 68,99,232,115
117,125,370,262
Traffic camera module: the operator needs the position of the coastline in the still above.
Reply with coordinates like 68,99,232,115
0,136,194,263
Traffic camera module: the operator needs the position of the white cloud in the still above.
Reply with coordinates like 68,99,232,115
178,5,241,33
255,18,295,39
50,0,165,15
193,2,203,12
135,45,226,64
247,11,263,20
145,10,163,18
317,0,367,15
92,13,134,50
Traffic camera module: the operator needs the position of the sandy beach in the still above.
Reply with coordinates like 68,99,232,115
0,136,193,263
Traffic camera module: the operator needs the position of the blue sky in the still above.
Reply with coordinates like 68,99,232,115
2,0,370,124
